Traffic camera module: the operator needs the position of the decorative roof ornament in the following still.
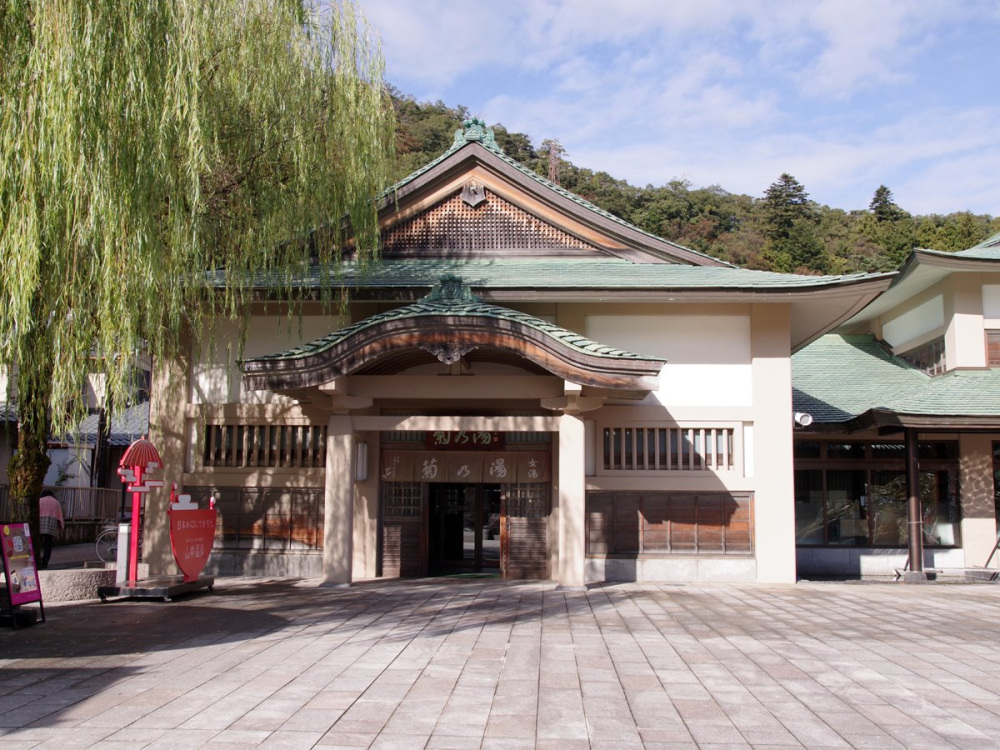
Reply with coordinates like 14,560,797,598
452,117,502,153
424,274,481,304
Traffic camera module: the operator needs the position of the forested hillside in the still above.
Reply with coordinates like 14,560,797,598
390,90,999,274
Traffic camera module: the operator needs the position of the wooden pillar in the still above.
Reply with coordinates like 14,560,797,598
323,415,354,586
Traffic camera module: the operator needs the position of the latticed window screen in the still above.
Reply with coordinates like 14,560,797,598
202,424,327,469
188,486,324,551
602,427,735,471
587,492,753,555
505,482,551,518
987,331,1000,366
381,191,599,255
383,482,422,519
899,336,946,375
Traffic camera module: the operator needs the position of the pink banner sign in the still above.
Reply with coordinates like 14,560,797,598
1,523,42,607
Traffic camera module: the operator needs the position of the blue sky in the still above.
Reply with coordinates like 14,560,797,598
360,0,999,216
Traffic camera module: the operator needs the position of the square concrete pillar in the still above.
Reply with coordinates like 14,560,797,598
959,433,998,568
323,415,354,585
558,413,586,589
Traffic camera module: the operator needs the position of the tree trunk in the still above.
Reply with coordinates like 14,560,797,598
6,365,53,537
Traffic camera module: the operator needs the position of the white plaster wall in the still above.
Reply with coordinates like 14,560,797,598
983,285,1000,320
585,315,752,407
84,373,106,411
43,447,93,488
882,295,944,347
190,314,340,404
946,275,986,368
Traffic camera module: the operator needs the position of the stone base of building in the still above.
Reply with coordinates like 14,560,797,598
586,556,758,583
205,550,324,578
796,547,965,578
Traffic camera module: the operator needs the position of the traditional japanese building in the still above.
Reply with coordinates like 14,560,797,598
794,232,1000,577
143,119,898,586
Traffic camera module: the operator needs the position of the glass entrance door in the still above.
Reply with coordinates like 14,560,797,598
428,484,501,574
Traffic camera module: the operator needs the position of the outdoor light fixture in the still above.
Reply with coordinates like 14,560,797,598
354,442,368,482
793,412,813,428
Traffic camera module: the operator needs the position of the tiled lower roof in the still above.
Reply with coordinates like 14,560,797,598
221,259,887,292
793,335,1000,423
73,402,150,446
250,275,664,365
1,401,150,446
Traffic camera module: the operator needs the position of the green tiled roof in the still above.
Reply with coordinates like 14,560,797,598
906,232,1000,263
249,275,666,364
793,334,1000,422
223,259,887,292
954,230,1000,259
386,119,733,267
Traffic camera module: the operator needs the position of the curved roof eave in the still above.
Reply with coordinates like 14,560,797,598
242,275,666,394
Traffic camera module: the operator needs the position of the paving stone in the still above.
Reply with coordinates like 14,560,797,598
7,577,1000,748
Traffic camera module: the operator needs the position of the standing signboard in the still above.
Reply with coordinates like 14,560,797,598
168,484,218,582
1,521,46,627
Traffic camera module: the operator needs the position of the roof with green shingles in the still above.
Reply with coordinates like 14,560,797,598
793,334,1000,422
385,118,733,267
931,230,1000,261
222,259,887,292
248,275,666,365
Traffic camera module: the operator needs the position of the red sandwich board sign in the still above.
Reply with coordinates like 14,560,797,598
1,522,45,627
168,485,217,582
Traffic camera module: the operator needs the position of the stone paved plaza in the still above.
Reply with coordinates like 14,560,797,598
3,577,1000,748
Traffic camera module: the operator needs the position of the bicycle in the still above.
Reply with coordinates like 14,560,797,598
95,523,142,563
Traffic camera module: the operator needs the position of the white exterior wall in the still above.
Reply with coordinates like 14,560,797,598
882,295,944,349
578,306,794,583
190,314,340,404
585,314,753,407
43,447,93,488
945,275,986,369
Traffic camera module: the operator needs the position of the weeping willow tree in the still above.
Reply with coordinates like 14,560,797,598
0,1,394,531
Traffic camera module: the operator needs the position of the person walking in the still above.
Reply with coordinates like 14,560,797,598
38,490,64,569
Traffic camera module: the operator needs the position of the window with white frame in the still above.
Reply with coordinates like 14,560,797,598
601,425,736,472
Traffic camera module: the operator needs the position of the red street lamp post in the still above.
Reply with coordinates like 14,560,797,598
115,437,164,582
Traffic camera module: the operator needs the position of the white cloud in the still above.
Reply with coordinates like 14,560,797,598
361,0,1000,215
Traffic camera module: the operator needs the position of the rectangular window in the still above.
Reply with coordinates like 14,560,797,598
601,426,735,472
586,492,753,556
898,336,946,375
794,469,824,544
825,470,869,546
383,482,422,519
994,443,1000,525
793,439,960,548
190,486,324,551
987,331,1000,366
202,423,327,469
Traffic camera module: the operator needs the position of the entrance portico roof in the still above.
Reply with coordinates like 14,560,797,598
242,275,666,394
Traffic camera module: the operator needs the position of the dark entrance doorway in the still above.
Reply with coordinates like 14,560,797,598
428,484,501,574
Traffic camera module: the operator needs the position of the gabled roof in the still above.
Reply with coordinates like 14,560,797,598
793,334,1000,431
841,231,1000,328
243,275,666,393
381,118,732,267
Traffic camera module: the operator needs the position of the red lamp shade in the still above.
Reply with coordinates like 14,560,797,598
120,437,162,469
